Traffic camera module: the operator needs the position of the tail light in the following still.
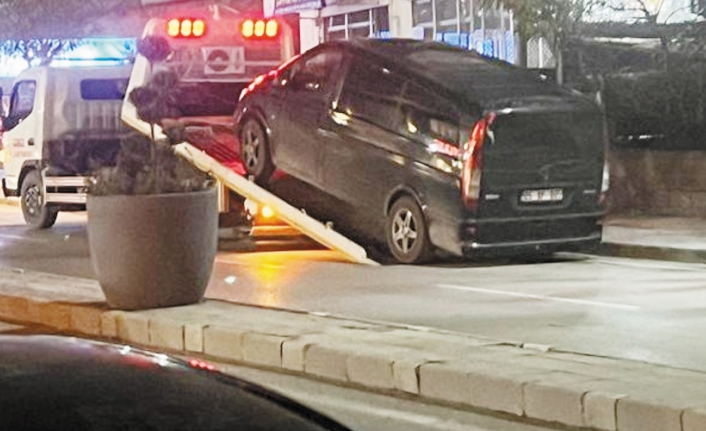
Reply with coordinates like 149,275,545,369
241,19,279,38
167,18,206,38
462,113,496,210
188,358,217,371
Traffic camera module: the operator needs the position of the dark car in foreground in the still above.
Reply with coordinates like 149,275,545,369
0,335,352,431
235,39,609,264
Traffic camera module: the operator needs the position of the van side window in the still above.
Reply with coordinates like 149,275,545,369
338,56,405,132
402,81,461,146
81,79,129,100
4,80,37,130
290,50,343,92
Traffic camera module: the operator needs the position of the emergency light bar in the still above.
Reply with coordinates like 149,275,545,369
167,18,206,38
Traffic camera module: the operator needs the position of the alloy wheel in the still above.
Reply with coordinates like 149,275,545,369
241,124,262,170
391,208,419,254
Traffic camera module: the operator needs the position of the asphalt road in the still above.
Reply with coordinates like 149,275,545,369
2,204,706,373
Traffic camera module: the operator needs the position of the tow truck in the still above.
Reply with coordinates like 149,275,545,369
122,8,377,265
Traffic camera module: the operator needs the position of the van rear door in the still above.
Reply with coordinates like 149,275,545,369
479,96,605,219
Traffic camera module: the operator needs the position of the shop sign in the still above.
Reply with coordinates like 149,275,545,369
273,0,324,15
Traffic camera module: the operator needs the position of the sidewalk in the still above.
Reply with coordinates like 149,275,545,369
1,268,706,431
602,214,706,264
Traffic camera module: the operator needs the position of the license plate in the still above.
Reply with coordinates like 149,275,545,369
520,188,563,203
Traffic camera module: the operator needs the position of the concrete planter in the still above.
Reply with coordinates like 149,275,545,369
87,189,217,310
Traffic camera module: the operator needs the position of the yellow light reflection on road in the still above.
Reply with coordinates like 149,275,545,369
249,256,297,306
214,250,349,307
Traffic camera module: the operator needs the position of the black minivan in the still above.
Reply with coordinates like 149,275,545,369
234,39,608,264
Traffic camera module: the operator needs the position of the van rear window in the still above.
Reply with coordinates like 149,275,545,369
80,79,128,100
406,49,563,103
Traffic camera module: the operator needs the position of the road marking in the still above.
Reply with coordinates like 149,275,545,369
436,283,641,311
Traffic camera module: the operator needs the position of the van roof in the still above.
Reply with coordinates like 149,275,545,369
333,39,570,106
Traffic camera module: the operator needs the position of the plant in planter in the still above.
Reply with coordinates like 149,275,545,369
86,36,218,310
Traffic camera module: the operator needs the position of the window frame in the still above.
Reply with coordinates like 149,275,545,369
288,47,345,94
336,52,407,134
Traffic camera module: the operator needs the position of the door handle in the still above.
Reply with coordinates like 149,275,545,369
27,138,34,146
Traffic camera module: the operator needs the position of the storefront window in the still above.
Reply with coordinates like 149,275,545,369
411,0,515,63
435,0,456,22
325,7,390,41
412,0,433,25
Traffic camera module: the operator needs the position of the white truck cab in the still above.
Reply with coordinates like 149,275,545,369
1,65,132,228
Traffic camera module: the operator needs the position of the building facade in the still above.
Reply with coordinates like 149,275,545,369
267,0,518,64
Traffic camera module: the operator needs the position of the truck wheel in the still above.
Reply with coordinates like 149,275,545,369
239,119,274,185
386,196,433,264
20,170,58,229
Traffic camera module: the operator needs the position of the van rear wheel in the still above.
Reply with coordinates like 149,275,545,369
21,170,58,229
386,196,433,264
239,119,274,185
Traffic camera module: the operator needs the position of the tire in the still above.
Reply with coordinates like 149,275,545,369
239,118,274,185
20,170,58,229
386,196,433,264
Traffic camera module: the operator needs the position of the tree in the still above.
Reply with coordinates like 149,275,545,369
0,0,143,66
488,0,599,84
1,39,79,67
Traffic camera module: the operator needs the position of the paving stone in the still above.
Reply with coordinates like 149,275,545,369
393,358,425,394
149,318,184,351
26,301,72,330
419,362,471,405
347,352,395,390
683,406,706,431
583,391,626,431
203,326,246,361
184,323,204,353
100,310,123,338
69,304,104,336
116,313,150,346
304,344,349,382
282,337,314,372
0,295,28,322
523,372,593,427
242,333,289,368
616,397,683,431
466,363,529,416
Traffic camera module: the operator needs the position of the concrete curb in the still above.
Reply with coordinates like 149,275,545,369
0,196,19,207
2,268,706,431
599,242,706,264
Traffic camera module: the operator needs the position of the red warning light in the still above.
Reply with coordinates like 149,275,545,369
266,20,278,37
241,19,279,39
241,19,254,38
254,20,266,37
167,18,206,38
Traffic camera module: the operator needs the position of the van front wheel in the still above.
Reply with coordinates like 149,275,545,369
21,170,58,229
386,196,433,264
